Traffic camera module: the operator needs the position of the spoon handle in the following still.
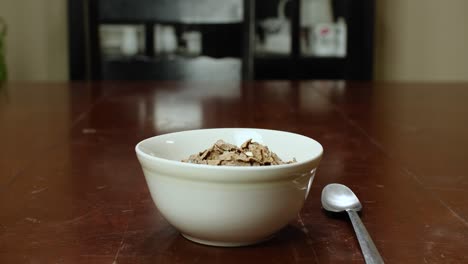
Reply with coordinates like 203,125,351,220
347,209,384,264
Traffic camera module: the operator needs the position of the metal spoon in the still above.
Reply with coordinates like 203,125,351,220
321,183,384,264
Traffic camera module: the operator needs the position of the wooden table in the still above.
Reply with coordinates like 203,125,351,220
1,81,467,263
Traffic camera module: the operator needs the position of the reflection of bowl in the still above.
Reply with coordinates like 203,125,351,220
135,128,323,247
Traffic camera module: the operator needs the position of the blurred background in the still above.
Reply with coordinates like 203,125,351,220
0,0,467,82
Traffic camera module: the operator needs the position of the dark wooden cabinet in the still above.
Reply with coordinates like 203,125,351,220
68,0,374,81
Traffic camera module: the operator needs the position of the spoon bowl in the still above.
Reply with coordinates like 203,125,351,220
321,183,362,212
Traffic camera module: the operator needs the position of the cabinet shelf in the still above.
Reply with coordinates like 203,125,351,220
101,55,241,80
255,57,346,80
98,0,244,25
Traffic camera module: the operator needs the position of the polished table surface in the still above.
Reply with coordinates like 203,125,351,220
1,81,467,263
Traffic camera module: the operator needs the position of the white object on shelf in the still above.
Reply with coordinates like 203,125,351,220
304,18,347,57
121,26,139,56
312,23,336,56
335,17,347,58
155,25,177,54
182,31,202,55
256,0,291,54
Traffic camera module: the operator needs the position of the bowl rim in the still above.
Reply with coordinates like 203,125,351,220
135,128,323,173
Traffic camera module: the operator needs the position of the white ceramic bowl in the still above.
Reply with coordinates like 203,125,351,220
135,128,323,247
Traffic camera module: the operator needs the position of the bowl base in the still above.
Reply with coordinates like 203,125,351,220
181,233,273,247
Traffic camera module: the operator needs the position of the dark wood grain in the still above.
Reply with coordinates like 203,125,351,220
0,81,467,263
